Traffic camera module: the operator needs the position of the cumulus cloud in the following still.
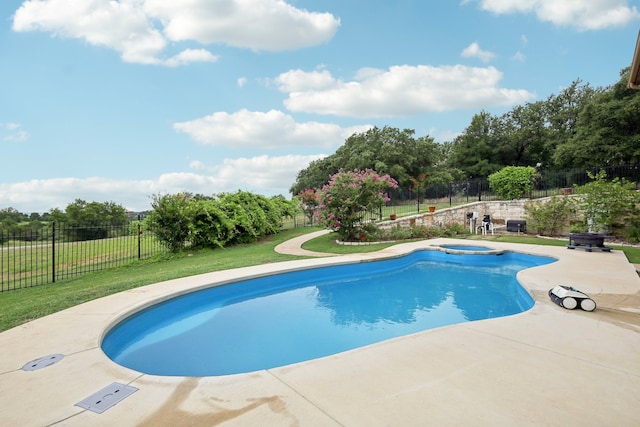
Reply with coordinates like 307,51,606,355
274,65,535,118
173,109,372,148
471,0,640,30
461,42,495,62
11,0,339,65
144,0,340,51
194,154,327,191
0,153,326,212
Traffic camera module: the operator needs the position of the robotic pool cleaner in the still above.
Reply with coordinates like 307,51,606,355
548,285,597,311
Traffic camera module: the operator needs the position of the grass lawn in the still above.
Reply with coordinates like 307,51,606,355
1,227,638,333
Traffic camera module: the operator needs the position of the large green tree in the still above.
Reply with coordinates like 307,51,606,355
447,111,503,178
290,126,444,194
61,199,129,240
554,68,640,168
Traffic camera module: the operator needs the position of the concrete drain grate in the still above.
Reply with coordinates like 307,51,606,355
76,382,138,414
22,354,64,371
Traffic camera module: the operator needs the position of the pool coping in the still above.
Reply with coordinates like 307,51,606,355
1,238,639,426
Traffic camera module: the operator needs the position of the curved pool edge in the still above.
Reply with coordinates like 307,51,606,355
2,237,640,427
97,241,537,344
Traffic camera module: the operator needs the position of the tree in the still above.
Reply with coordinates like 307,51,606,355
318,169,398,241
290,126,443,194
63,199,129,240
447,111,503,178
297,189,321,224
544,79,598,169
554,68,640,168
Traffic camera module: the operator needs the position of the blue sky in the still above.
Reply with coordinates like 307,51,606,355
1,0,639,213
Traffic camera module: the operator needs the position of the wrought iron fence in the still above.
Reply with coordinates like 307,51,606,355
385,163,640,217
0,222,169,292
3,163,638,291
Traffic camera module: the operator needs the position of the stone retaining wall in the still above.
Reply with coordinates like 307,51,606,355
381,199,533,233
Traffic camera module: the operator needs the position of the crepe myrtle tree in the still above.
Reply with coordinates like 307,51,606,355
318,169,398,241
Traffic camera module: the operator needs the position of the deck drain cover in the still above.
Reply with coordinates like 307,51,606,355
22,354,64,371
75,382,138,414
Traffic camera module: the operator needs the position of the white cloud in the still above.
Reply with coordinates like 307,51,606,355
200,154,328,191
1,123,29,143
512,51,526,62
12,0,339,65
461,42,495,62
12,0,168,64
163,49,218,67
144,0,340,51
472,0,640,30
237,77,248,88
273,69,337,92
173,109,372,148
275,65,535,118
0,154,326,212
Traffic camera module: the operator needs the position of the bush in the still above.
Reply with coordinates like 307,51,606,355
148,191,297,252
148,193,193,252
488,166,536,200
525,196,576,236
358,222,469,242
574,170,640,235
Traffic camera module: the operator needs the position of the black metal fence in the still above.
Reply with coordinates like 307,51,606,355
0,222,169,292
3,163,638,291
386,163,640,217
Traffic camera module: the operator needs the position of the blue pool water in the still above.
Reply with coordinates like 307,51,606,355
102,250,554,376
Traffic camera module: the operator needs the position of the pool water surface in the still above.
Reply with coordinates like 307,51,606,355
102,250,554,376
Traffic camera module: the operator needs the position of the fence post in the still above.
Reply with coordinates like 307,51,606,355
52,222,56,283
138,215,142,260
466,180,469,203
478,181,482,202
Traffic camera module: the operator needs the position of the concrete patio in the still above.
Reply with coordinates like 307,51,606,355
0,238,639,426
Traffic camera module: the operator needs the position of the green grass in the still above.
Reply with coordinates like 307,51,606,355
302,230,398,253
1,234,164,290
0,227,398,332
2,228,639,333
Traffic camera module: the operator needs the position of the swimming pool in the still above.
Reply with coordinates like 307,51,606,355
102,249,554,376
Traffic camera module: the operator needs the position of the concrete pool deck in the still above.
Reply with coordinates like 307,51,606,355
1,237,639,426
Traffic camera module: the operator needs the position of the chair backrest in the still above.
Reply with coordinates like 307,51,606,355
483,214,491,223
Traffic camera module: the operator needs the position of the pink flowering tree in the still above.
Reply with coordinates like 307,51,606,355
318,169,398,241
297,188,321,224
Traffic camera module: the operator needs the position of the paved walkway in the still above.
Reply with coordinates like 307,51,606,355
274,229,336,257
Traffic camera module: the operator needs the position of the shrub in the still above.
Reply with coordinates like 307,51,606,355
574,170,640,235
488,166,536,200
148,191,298,252
525,196,576,236
148,193,192,252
